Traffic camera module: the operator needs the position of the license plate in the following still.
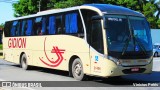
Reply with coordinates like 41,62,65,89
131,68,139,72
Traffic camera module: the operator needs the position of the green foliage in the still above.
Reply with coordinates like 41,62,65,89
157,19,160,28
13,0,56,17
0,23,4,28
12,0,160,28
13,0,38,17
54,0,85,9
157,19,160,24
0,44,2,50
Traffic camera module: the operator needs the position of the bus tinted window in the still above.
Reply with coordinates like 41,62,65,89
91,20,103,54
56,15,64,34
65,13,78,34
25,19,33,36
4,10,84,37
4,21,12,37
42,17,47,35
81,9,98,42
21,20,27,36
64,11,84,36
34,17,42,35
48,16,56,35
11,21,18,36
16,21,21,36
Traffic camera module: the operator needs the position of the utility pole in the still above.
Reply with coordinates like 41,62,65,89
38,0,41,12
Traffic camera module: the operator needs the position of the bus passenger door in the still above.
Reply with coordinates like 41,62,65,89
89,19,104,75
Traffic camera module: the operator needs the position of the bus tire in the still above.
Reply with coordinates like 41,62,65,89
72,58,85,81
20,54,29,70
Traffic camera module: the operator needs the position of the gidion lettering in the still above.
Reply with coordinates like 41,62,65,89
8,38,26,48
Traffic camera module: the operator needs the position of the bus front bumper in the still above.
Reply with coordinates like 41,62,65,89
98,59,153,77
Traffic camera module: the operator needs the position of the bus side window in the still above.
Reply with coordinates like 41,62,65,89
11,21,21,36
64,11,84,38
25,19,33,36
45,17,49,35
4,21,12,37
48,16,56,35
34,17,42,35
56,15,65,34
77,13,84,38
41,17,46,35
65,13,78,34
21,20,27,36
81,9,98,42
11,21,18,37
16,21,21,36
90,20,104,54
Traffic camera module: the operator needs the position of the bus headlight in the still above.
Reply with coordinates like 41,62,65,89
107,56,121,65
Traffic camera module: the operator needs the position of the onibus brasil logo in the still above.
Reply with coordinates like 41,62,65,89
39,37,65,67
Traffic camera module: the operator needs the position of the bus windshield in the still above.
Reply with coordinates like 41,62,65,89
105,15,152,58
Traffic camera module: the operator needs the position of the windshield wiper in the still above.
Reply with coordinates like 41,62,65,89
133,36,147,55
121,34,131,55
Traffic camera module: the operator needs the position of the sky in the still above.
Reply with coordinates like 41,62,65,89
0,0,18,24
0,2,14,24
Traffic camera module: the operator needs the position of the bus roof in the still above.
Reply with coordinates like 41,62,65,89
83,4,143,17
6,4,143,22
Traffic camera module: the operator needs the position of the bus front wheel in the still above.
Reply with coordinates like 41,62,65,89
20,54,29,70
72,58,85,81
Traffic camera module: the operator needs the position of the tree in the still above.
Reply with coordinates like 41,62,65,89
12,0,57,17
0,23,4,28
54,0,86,9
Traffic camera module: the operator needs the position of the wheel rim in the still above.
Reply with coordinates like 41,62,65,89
74,62,82,77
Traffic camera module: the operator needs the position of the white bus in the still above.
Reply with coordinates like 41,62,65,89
3,4,153,80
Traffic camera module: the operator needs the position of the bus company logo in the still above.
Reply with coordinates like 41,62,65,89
8,38,26,48
39,37,65,67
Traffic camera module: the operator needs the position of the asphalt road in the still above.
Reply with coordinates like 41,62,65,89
0,58,160,90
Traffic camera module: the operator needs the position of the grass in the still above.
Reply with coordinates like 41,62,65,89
0,44,2,50
0,44,2,57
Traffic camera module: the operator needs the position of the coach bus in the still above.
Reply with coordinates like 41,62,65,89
3,4,153,80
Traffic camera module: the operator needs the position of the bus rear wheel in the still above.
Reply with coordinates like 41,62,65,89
72,58,85,81
20,54,29,70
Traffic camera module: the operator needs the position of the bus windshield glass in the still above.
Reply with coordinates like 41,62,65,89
105,15,152,55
